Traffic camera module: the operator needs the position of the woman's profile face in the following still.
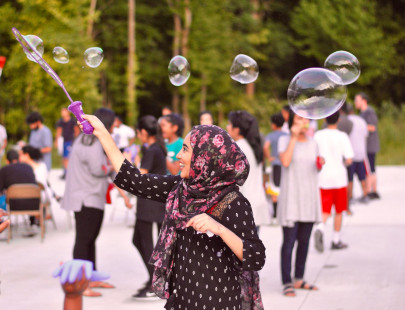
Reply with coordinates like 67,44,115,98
226,122,240,140
176,133,192,179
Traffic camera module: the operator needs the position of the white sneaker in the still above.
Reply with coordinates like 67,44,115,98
314,229,324,253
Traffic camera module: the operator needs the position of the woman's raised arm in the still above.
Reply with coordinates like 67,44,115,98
82,114,125,173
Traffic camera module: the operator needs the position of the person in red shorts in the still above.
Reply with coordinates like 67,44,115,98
314,111,354,251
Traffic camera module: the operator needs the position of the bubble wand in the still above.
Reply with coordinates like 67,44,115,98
11,27,94,134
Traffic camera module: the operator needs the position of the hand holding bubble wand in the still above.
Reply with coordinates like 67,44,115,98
11,27,94,134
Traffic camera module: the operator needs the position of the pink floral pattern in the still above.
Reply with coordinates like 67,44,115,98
149,125,252,302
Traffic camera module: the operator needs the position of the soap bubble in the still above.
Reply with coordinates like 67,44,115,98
53,47,69,64
84,47,104,68
287,68,347,120
24,35,44,63
324,51,360,85
168,55,190,86
229,54,259,84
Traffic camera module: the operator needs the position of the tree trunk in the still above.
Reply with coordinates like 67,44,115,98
100,71,110,108
168,0,182,113
246,0,260,98
87,0,97,38
246,82,255,98
181,0,192,133
127,0,137,125
200,73,207,111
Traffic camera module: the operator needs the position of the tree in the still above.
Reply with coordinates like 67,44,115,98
0,0,101,139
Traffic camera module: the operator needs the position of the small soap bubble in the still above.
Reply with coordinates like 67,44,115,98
168,55,190,86
23,35,44,63
53,47,69,64
324,51,360,85
287,68,347,120
229,54,259,84
84,47,104,68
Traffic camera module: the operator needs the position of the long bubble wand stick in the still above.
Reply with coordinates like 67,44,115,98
11,27,94,134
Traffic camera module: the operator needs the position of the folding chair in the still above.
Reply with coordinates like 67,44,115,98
6,183,44,243
37,182,57,230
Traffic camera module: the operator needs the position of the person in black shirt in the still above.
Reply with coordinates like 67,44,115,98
132,115,167,299
0,150,36,192
0,150,38,234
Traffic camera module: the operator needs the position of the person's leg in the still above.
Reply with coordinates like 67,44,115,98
294,222,317,288
355,161,369,202
366,153,379,197
73,206,104,269
314,189,332,253
272,165,281,218
281,223,298,286
61,141,72,178
332,188,348,249
347,163,354,201
368,153,378,197
133,219,154,284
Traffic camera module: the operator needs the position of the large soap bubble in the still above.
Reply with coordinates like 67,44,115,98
229,54,259,84
53,47,69,64
168,55,190,86
324,51,360,85
287,68,347,120
84,47,104,68
24,35,44,63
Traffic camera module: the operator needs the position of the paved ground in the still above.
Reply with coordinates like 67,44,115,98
0,166,404,310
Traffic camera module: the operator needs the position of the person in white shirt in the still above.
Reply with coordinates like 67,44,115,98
227,110,270,232
112,116,135,152
314,111,353,251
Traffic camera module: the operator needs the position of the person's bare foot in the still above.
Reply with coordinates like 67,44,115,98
83,287,102,297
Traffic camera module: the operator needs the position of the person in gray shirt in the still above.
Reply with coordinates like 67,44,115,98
62,107,116,297
354,93,380,199
26,112,52,171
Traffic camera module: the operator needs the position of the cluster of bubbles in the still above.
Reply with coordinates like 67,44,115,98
21,32,359,121
168,53,259,87
287,51,360,119
23,34,103,68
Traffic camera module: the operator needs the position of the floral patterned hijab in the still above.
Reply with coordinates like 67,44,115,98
150,125,250,297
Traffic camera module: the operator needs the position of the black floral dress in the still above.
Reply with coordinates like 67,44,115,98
115,160,266,309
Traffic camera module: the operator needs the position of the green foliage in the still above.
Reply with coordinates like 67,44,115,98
290,0,396,85
0,0,101,140
377,101,405,165
0,0,404,164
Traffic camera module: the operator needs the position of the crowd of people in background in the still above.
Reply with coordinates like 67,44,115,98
0,91,381,303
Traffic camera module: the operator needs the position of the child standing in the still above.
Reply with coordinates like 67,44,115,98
159,113,184,175
314,111,354,252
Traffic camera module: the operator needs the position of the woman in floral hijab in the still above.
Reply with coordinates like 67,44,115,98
81,116,266,310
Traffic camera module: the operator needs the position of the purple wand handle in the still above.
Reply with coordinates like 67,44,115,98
68,101,94,135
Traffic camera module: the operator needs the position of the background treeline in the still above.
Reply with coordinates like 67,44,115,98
0,0,404,163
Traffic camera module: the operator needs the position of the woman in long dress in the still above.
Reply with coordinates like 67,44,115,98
81,114,266,310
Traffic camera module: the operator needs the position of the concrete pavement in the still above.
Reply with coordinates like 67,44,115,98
0,166,404,309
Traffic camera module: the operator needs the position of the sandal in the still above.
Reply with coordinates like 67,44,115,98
89,281,115,289
294,280,318,291
83,287,102,297
283,285,296,297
